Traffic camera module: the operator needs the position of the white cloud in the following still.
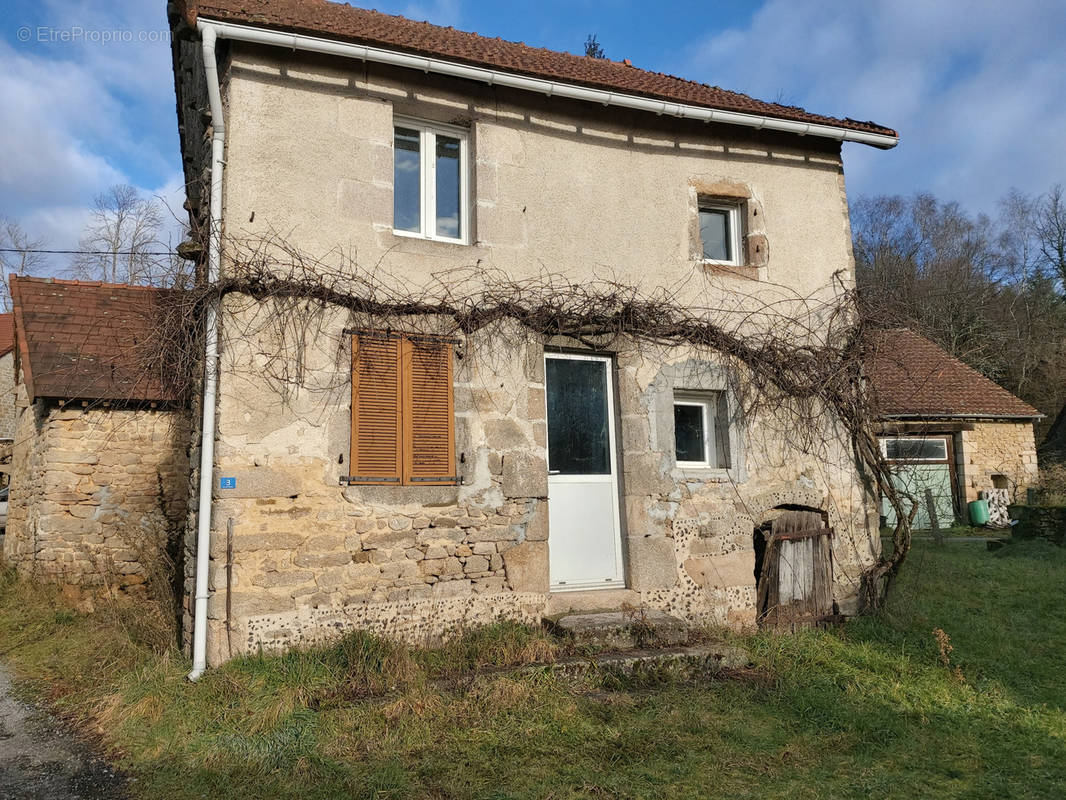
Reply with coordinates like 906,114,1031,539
678,0,1066,212
0,0,178,272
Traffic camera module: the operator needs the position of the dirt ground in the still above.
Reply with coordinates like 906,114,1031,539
0,665,126,800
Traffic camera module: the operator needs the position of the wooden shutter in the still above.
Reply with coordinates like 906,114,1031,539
349,333,402,484
402,337,455,484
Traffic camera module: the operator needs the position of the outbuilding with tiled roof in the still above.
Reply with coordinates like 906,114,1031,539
2,277,190,594
866,328,1040,528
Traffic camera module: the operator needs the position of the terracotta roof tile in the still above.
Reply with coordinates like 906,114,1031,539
9,276,178,403
866,329,1040,420
176,0,896,142
0,313,14,357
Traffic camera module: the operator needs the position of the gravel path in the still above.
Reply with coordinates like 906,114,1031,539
0,665,127,800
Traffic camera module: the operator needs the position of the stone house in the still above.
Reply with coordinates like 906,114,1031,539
169,0,899,668
1,277,190,594
867,328,1041,528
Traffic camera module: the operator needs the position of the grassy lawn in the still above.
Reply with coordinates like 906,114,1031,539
1,540,1064,799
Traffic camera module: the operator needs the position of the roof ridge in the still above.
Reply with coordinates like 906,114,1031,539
10,274,169,293
336,4,788,114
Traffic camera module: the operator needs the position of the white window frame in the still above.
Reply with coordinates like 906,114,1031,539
698,201,742,266
673,394,718,468
393,117,470,244
879,436,949,462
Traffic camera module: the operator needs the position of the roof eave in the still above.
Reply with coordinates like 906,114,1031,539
195,17,899,150
8,275,36,403
878,412,1045,422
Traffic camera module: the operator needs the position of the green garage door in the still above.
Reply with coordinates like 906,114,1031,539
879,436,956,530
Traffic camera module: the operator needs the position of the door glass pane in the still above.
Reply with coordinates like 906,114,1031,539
674,404,706,463
699,208,731,261
435,134,462,239
883,438,947,461
394,127,421,233
546,358,610,475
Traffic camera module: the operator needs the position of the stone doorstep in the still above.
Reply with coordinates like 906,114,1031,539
548,643,752,677
549,609,692,650
432,643,753,689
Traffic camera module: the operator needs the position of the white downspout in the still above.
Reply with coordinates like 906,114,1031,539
188,23,225,681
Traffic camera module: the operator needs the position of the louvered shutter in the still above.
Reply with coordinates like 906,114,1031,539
402,337,456,484
349,333,402,483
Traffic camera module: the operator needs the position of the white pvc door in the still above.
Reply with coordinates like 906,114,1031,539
544,353,624,590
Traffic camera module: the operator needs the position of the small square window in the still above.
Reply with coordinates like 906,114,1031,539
674,392,730,469
698,202,742,265
393,118,469,244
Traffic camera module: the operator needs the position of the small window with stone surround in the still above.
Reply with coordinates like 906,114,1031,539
673,391,731,469
689,181,767,274
698,200,743,265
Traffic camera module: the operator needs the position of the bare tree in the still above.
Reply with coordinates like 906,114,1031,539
853,193,1003,372
1036,184,1066,288
0,216,49,311
73,184,167,285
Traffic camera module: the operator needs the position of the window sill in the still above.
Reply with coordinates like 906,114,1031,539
386,230,486,255
674,466,737,483
696,261,762,280
342,484,462,506
392,229,469,246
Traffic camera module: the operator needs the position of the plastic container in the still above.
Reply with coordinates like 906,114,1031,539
968,499,990,526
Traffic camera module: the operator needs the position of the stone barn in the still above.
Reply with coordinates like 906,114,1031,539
868,328,1042,528
2,277,190,597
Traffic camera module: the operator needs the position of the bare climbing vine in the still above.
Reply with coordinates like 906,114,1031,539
143,233,917,610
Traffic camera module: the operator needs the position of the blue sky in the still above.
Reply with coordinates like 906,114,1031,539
2,0,1064,269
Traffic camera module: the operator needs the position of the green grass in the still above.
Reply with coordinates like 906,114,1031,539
2,540,1065,799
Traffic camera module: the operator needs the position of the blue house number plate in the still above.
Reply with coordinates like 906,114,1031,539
219,477,237,489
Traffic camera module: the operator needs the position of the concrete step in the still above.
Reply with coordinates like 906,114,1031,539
550,609,692,650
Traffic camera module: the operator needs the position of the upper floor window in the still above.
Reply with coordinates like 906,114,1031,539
393,119,469,244
698,201,742,265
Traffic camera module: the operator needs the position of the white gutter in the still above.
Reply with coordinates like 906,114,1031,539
881,413,1045,421
188,22,225,682
196,18,898,150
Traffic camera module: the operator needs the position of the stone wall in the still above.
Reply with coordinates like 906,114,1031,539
215,44,853,304
3,399,190,594
959,421,1038,503
188,301,879,665
0,352,16,441
1007,504,1066,545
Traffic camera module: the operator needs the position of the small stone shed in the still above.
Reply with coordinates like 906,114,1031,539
2,277,190,595
867,328,1041,527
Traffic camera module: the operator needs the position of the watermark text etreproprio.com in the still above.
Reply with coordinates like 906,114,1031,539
16,26,171,44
